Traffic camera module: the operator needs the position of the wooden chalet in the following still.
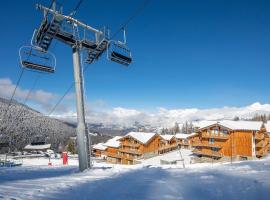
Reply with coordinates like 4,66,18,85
118,132,160,165
92,143,107,158
265,121,270,152
104,136,122,164
192,120,269,162
158,135,177,154
175,133,196,149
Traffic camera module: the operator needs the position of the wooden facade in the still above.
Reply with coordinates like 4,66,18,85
92,143,107,158
104,136,122,164
158,135,177,154
118,132,160,165
192,121,269,161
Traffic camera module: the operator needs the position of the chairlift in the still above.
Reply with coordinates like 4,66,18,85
107,29,132,66
19,46,56,73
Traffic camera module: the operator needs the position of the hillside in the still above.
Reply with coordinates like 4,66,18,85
0,97,76,151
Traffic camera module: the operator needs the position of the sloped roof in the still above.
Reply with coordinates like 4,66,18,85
92,143,107,151
193,120,217,129
104,136,122,148
160,134,175,141
24,144,51,150
124,132,157,144
199,120,263,131
175,133,190,139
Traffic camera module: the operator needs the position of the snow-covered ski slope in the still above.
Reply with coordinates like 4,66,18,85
1,151,270,200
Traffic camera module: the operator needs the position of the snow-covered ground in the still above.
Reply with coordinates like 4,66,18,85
1,151,270,200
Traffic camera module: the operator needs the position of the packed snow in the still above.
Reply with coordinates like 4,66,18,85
1,151,270,200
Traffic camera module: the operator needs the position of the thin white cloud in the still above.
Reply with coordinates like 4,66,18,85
0,78,58,111
54,102,270,128
2,78,270,128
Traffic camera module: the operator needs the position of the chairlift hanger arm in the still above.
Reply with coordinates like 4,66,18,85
36,4,103,36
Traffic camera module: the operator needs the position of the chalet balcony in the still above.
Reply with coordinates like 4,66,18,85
158,144,177,151
106,152,122,159
178,141,189,146
119,148,142,155
121,142,140,148
192,142,221,149
256,148,268,157
255,133,264,140
256,140,268,148
192,149,222,158
202,133,229,140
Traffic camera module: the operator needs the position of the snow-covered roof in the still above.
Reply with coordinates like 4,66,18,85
175,133,190,139
24,144,51,150
199,120,263,131
160,134,175,141
193,120,217,129
187,132,198,138
265,121,270,133
124,132,157,144
92,143,107,151
104,136,122,148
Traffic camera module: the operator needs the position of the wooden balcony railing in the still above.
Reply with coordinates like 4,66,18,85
192,142,221,149
255,133,264,140
256,140,268,148
256,148,268,156
121,142,140,148
106,152,122,159
201,133,229,140
192,149,222,158
158,144,177,151
118,148,142,155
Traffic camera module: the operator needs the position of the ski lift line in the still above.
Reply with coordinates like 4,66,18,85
28,0,143,117
4,74,41,150
0,68,25,122
69,0,83,17
111,0,151,40
47,83,74,116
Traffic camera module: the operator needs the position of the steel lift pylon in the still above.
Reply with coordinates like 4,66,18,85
19,0,132,171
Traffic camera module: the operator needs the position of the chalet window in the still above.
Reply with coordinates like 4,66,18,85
209,138,214,144
211,129,218,135
221,129,228,135
212,147,219,152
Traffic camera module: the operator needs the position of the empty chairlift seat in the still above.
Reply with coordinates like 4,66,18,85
19,46,56,73
108,41,132,66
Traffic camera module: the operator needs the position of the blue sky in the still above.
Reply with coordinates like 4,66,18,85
1,0,270,114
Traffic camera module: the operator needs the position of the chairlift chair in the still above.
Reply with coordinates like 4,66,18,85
107,29,132,66
19,46,56,73
107,41,132,66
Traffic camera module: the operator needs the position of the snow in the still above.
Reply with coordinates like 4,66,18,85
24,144,51,150
265,121,270,133
175,133,190,139
103,136,122,148
92,143,107,151
1,154,270,199
124,132,157,144
197,120,263,131
159,134,175,141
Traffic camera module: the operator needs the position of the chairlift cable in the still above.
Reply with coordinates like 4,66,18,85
12,74,41,122
111,0,151,39
69,0,83,17
45,0,150,116
1,68,25,122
